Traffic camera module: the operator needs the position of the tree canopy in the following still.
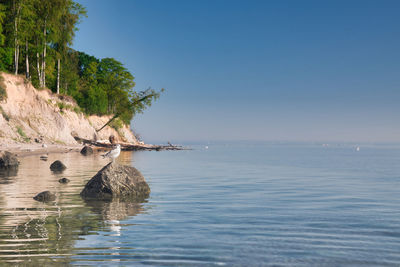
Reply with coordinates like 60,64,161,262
0,0,162,126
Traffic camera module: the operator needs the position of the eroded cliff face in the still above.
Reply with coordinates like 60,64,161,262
0,73,138,145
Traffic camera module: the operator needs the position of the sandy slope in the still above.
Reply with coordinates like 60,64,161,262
0,73,138,147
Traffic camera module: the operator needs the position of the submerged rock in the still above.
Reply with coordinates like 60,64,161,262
80,162,150,200
33,191,56,202
80,146,93,156
0,151,20,169
50,160,66,172
59,177,70,183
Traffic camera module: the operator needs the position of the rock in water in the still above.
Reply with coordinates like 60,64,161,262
80,162,150,200
33,191,56,202
0,151,20,169
50,160,66,172
59,177,70,183
80,146,93,156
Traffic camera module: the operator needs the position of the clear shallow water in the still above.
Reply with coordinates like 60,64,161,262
0,143,399,266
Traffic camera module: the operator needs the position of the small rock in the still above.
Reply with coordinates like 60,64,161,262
59,177,70,183
80,146,93,156
42,143,48,148
0,151,20,169
80,162,150,200
35,136,44,143
40,155,48,161
33,191,56,202
50,160,66,172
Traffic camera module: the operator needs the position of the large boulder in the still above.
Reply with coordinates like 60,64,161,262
80,162,150,200
0,151,20,169
50,160,66,172
33,191,56,202
80,146,93,156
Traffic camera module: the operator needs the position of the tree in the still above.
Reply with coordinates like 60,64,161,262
0,3,13,71
97,87,164,132
0,3,5,46
0,0,163,129
97,58,135,114
33,0,65,87
53,0,86,93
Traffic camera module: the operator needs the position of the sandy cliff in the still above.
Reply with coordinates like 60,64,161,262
0,73,138,146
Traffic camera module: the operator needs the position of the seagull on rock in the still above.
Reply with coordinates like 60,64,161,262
102,144,121,161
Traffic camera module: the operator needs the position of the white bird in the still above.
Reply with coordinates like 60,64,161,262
102,144,121,161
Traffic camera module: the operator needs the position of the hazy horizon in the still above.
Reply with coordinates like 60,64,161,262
73,0,400,143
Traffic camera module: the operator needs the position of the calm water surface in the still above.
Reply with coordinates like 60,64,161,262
0,143,399,266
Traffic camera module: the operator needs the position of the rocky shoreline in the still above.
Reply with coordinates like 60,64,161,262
0,140,187,158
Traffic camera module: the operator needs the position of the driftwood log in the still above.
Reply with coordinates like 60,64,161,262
73,136,186,151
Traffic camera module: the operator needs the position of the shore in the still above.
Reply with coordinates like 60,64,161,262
0,143,83,157
0,140,187,157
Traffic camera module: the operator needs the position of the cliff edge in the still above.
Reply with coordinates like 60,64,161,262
0,73,138,146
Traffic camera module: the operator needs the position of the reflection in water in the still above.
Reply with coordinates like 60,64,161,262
0,151,146,264
0,167,18,184
85,199,144,221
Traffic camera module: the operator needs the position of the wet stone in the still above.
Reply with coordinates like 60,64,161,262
50,160,66,172
33,191,56,202
80,146,93,156
80,162,150,200
0,151,20,169
59,177,70,183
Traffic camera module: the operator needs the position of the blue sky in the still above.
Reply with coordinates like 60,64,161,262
73,0,400,143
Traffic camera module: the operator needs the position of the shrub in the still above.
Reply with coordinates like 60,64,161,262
0,106,10,121
16,126,30,142
110,118,123,131
0,75,7,101
57,102,66,110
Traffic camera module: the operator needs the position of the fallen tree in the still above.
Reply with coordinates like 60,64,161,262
73,136,186,151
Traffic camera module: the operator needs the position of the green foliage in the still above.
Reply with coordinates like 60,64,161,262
16,126,25,136
0,47,12,71
109,118,123,131
0,3,5,46
0,75,6,101
73,105,81,114
16,126,29,142
0,0,162,127
0,106,9,121
57,101,65,110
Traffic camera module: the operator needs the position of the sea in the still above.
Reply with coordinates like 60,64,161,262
0,142,399,266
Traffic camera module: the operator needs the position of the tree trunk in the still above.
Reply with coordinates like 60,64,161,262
14,19,19,75
97,113,120,132
13,1,21,75
97,93,158,132
42,44,46,87
25,40,29,79
41,19,46,88
14,44,19,75
37,52,41,86
57,58,60,94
